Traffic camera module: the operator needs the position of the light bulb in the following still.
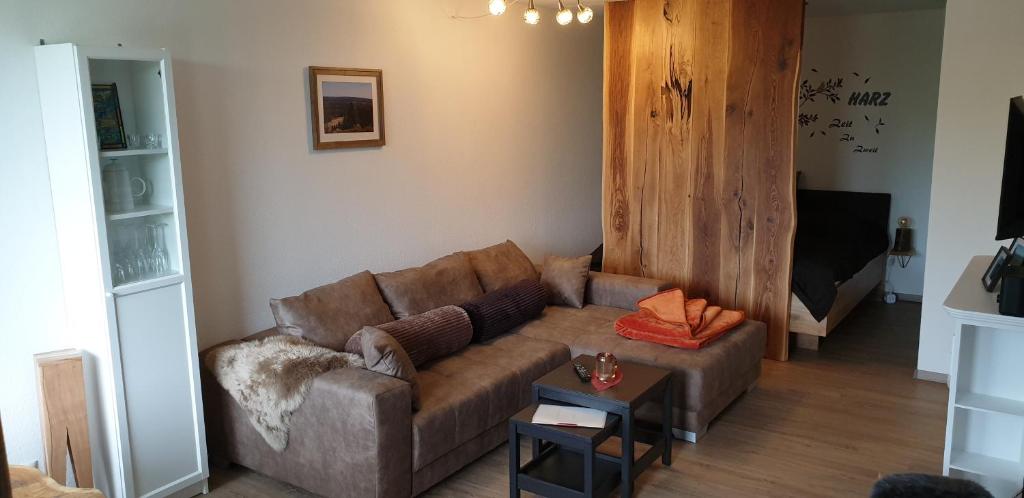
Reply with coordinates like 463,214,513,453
576,0,594,24
556,0,573,25
523,1,540,25
488,0,506,16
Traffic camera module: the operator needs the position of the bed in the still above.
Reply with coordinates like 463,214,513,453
789,190,891,350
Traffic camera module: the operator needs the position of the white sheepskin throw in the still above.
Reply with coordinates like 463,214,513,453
204,334,365,451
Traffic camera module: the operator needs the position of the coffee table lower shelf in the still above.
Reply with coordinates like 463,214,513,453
518,445,621,498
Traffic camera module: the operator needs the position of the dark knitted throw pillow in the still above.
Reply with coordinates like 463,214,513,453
459,279,547,342
344,305,472,367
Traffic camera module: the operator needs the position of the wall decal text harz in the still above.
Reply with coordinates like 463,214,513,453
798,68,890,153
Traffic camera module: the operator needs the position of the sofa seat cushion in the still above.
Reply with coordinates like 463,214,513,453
569,319,766,428
411,335,569,471
510,304,629,345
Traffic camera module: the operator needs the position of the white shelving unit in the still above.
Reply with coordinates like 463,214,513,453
34,43,207,498
943,256,1024,497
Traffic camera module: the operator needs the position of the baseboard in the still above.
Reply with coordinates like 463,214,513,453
914,369,948,384
896,293,923,303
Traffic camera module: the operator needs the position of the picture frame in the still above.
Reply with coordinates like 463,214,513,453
91,83,127,150
308,67,385,149
982,246,1011,292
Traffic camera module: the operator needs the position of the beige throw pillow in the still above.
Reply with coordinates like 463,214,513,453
463,240,538,292
270,271,396,351
360,326,421,411
374,253,484,318
541,255,592,308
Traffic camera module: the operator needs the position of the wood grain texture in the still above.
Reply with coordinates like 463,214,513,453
9,466,103,498
603,0,804,361
35,351,92,488
207,302,947,498
790,253,887,340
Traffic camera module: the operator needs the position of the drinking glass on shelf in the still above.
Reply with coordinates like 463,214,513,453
148,223,170,276
144,133,163,149
126,134,141,149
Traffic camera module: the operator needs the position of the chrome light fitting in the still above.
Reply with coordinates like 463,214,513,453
576,0,594,23
556,0,574,25
486,0,593,26
523,0,540,25
488,0,507,16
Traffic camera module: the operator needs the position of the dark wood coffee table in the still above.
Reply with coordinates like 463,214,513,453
509,355,673,498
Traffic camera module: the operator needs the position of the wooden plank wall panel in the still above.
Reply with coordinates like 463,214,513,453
603,0,803,360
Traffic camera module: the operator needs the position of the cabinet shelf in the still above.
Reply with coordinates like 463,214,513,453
100,148,167,158
955,392,1024,418
106,204,173,221
112,273,183,296
949,451,1023,482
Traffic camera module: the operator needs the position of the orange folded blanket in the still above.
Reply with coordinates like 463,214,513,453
614,288,745,349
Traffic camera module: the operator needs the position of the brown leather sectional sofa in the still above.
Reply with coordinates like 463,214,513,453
202,267,765,497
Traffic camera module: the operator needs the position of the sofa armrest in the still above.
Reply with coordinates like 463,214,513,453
291,367,412,497
585,271,672,310
206,363,412,498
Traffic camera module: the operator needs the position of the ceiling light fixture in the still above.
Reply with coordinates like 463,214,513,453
556,0,574,25
523,0,540,25
576,0,594,24
488,0,507,16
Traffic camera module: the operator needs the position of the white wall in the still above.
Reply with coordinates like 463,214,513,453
919,0,1024,375
797,9,944,297
0,0,603,468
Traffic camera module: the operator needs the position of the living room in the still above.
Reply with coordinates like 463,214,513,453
2,1,1024,498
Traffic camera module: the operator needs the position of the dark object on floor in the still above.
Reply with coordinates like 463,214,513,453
590,244,603,271
870,473,993,498
1,416,10,498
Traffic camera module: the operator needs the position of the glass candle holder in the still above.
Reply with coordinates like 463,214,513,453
595,352,618,382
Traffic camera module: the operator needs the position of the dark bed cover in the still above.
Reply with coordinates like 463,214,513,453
793,190,891,321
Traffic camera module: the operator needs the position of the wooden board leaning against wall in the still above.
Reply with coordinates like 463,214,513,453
602,0,804,361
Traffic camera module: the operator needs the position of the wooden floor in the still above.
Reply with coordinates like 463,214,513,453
208,301,948,497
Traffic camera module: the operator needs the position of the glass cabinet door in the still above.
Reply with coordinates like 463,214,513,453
89,57,181,287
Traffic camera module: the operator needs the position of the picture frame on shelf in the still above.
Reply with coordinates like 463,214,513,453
982,246,1011,292
1009,237,1024,266
91,83,127,150
308,67,385,150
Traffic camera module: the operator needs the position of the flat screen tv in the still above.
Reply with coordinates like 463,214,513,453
996,96,1024,240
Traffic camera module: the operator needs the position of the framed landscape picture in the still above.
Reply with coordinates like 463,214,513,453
91,83,127,150
309,67,385,149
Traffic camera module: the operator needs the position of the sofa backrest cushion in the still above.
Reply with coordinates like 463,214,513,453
459,279,547,342
345,305,473,367
270,270,395,351
374,253,483,319
540,254,592,308
360,326,421,410
462,240,538,292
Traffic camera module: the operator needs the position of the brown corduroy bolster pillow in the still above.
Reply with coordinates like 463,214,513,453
459,279,547,343
345,305,473,367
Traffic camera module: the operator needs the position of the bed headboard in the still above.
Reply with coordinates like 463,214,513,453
796,189,892,231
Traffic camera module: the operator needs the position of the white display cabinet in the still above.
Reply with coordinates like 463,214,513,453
943,256,1024,497
34,43,207,498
